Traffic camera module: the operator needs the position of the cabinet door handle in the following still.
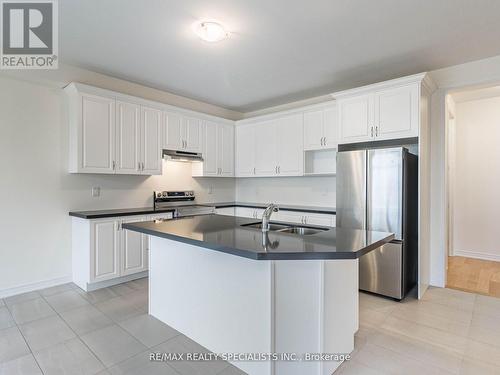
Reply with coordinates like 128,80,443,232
375,126,378,137
138,162,141,171
253,167,256,175
278,166,280,174
304,216,307,224
112,161,116,170
320,137,323,146
324,137,327,146
371,127,374,138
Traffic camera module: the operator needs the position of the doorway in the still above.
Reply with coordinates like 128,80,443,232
445,86,500,297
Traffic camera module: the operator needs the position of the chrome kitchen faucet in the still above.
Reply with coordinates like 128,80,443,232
262,203,279,232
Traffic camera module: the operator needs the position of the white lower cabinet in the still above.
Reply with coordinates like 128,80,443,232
303,212,336,227
120,217,148,276
72,212,173,291
273,211,335,226
91,219,120,282
235,207,265,219
229,206,336,227
273,211,305,225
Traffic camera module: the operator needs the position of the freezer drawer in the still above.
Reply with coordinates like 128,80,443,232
359,242,403,299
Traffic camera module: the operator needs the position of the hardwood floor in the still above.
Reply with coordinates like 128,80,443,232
447,256,500,298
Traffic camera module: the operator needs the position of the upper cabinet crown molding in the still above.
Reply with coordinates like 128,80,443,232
330,72,436,100
66,82,235,126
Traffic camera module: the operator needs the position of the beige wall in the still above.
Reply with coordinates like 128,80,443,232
451,96,500,261
0,76,234,295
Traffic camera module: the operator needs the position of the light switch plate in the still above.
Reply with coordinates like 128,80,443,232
91,187,100,197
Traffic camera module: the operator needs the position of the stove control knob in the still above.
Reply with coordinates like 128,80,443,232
162,192,168,197
156,193,162,198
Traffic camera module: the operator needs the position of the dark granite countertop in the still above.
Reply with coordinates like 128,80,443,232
69,207,176,219
122,214,393,260
69,202,336,219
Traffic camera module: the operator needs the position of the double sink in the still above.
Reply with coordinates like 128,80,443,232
241,222,328,236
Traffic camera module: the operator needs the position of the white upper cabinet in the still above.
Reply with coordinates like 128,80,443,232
374,84,419,140
193,121,234,177
333,74,433,145
303,110,323,150
276,113,303,176
235,125,256,177
323,106,339,147
67,83,163,175
162,111,183,150
140,106,162,175
162,113,202,153
255,120,278,176
115,100,140,174
303,105,338,150
67,83,232,176
76,93,116,173
200,121,218,176
217,123,234,176
338,94,373,144
236,112,304,177
183,117,202,152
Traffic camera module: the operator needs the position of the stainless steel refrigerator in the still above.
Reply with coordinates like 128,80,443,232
336,147,418,300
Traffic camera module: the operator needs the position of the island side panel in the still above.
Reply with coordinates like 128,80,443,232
273,260,322,375
149,237,273,375
273,260,358,375
322,259,358,375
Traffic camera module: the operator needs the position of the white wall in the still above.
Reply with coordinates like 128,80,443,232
236,177,335,207
451,96,500,261
0,76,234,295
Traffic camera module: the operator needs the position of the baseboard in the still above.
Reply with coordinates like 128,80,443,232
0,275,72,299
84,271,149,292
453,250,500,262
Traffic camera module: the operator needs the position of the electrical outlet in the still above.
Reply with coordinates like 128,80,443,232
91,187,100,197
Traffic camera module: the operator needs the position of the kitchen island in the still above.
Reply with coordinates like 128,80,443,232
123,215,393,375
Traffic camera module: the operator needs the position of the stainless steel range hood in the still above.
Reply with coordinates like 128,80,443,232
162,149,203,162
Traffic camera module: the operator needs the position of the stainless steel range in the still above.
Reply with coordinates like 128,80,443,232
153,190,215,218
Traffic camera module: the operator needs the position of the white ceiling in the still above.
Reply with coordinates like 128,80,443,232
60,0,500,112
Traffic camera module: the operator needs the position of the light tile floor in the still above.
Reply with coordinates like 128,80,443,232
0,278,244,375
338,287,500,374
1,279,500,374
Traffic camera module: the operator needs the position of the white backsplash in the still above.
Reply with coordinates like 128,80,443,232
235,176,336,207
66,160,235,211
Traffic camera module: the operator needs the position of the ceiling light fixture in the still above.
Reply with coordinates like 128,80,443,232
194,21,229,43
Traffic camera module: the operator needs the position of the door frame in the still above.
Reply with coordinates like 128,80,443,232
444,95,456,261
